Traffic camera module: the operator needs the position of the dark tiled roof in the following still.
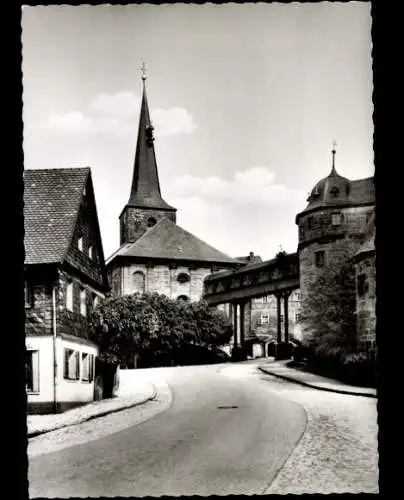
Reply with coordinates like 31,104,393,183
298,175,375,217
24,168,89,265
107,217,243,266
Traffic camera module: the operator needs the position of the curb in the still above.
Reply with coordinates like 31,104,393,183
28,384,158,439
258,366,377,398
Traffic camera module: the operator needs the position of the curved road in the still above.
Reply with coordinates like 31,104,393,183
29,363,307,498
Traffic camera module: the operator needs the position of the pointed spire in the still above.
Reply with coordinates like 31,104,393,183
126,63,176,211
331,141,337,175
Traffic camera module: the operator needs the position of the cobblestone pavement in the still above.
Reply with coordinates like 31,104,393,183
257,372,379,494
28,371,172,458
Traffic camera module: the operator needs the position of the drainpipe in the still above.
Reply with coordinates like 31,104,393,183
52,283,58,413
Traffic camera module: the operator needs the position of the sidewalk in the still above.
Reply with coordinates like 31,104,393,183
27,371,157,438
258,359,377,398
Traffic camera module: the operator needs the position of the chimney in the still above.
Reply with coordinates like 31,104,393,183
249,251,254,261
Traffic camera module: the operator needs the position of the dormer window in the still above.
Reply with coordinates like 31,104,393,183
78,237,83,252
330,186,339,197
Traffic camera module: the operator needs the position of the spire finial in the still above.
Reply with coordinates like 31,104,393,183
141,60,147,81
331,140,337,173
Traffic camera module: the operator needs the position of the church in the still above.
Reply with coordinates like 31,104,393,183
106,72,242,300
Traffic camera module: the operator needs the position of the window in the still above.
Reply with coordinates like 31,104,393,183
331,212,343,226
26,350,39,392
64,349,80,380
147,217,157,227
357,274,368,296
177,272,190,284
81,353,94,382
132,271,145,294
177,295,189,302
66,282,73,312
280,314,284,323
88,245,93,259
78,237,83,251
262,295,268,303
25,281,33,308
315,251,325,268
92,293,100,310
80,288,86,316
261,313,269,325
307,217,314,229
295,292,301,301
295,313,301,322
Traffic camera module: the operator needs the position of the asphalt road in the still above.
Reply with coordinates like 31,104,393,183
28,363,307,498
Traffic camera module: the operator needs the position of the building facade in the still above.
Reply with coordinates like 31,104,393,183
106,74,242,300
24,168,109,414
295,147,375,347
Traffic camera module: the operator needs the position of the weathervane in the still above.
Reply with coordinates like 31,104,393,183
332,140,337,152
141,60,147,81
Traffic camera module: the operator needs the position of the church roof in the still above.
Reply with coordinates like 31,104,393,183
125,78,176,212
106,217,242,266
24,168,90,265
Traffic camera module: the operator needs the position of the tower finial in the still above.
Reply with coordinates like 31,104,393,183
141,60,147,81
331,140,337,173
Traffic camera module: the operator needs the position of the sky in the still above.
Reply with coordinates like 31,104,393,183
22,3,373,262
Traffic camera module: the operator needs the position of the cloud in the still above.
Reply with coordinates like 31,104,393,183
46,91,197,137
164,167,304,259
167,167,305,206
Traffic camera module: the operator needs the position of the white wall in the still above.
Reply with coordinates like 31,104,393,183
26,336,54,405
26,336,99,406
57,338,98,403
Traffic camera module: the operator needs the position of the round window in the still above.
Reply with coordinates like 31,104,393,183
177,273,190,284
147,217,157,227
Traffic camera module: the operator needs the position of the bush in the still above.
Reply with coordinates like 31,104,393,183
340,351,376,387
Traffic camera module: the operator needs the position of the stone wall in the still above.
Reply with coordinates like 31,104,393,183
297,204,375,343
355,254,376,349
119,206,176,245
117,262,220,301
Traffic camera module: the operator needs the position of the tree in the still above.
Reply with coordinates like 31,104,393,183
88,293,233,368
299,255,357,363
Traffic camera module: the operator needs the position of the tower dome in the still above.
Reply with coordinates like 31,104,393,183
305,145,351,211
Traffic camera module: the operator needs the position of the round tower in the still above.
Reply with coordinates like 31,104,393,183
295,145,375,338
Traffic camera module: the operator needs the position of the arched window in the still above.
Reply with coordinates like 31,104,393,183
132,271,145,294
177,295,189,303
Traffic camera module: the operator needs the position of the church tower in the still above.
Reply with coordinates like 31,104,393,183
119,64,177,245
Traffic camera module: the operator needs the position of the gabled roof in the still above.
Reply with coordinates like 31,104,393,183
24,168,90,265
106,217,243,266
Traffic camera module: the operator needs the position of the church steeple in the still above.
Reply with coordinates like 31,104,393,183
127,64,176,212
119,64,177,245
